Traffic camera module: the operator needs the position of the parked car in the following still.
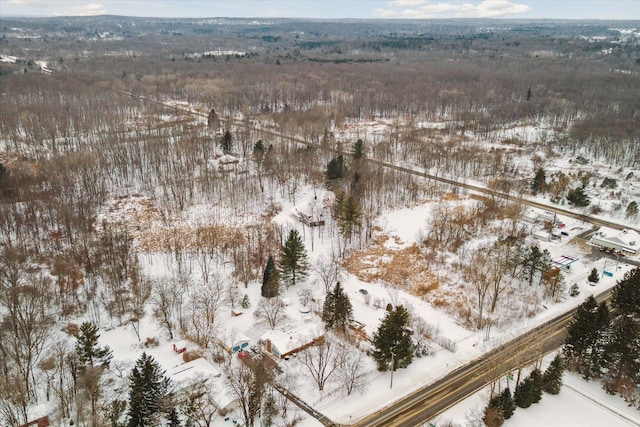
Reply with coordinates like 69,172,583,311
358,289,369,295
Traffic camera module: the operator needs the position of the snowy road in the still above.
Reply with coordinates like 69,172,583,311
349,289,613,427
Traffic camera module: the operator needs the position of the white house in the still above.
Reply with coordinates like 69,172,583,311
523,208,557,224
589,227,640,255
167,357,239,415
260,327,324,359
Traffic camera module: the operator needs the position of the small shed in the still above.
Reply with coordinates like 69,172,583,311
533,230,551,241
219,331,250,354
19,417,50,427
173,340,187,354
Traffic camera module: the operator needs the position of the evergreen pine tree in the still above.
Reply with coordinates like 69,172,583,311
336,194,362,242
542,354,565,395
566,184,590,207
564,296,600,358
106,399,127,427
529,368,543,403
569,283,580,297
241,294,251,308
127,352,171,427
372,305,414,371
253,139,265,156
322,288,336,328
580,301,611,380
279,229,309,287
167,407,181,427
611,268,640,317
499,387,516,419
332,191,346,219
322,282,353,332
626,201,639,218
514,376,535,408
220,130,233,153
587,268,600,284
523,245,552,287
531,168,546,195
352,139,365,159
261,255,279,298
75,321,113,369
603,315,640,389
325,155,345,180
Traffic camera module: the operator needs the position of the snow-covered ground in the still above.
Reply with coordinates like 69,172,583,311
85,182,637,427
434,370,640,427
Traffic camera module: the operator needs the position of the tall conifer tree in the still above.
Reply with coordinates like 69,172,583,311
372,305,413,371
542,354,565,395
322,282,353,332
261,255,279,298
127,352,171,427
279,229,309,287
75,321,113,369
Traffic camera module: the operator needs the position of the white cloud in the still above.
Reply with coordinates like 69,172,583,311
8,0,48,6
373,7,399,17
53,2,108,16
390,0,430,6
375,0,531,18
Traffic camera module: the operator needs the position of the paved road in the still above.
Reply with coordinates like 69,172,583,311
349,288,613,427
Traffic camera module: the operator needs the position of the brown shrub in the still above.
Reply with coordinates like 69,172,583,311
144,337,159,348
62,323,79,336
183,350,203,363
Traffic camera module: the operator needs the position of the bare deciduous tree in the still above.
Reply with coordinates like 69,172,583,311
312,253,343,293
186,278,225,352
254,297,286,330
298,332,339,392
335,342,369,396
181,380,218,427
150,278,181,340
0,250,55,405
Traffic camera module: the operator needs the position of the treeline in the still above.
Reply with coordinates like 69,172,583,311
483,354,565,427
564,268,640,406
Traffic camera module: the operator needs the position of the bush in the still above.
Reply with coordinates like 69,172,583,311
183,350,203,363
483,405,505,427
144,337,159,348
62,323,80,336
569,283,580,297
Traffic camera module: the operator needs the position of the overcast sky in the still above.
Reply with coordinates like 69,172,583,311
1,0,638,20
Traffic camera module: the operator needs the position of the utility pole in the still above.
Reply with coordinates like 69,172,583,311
390,351,395,389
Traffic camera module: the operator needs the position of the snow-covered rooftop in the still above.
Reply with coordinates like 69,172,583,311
589,227,640,254
260,326,323,357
